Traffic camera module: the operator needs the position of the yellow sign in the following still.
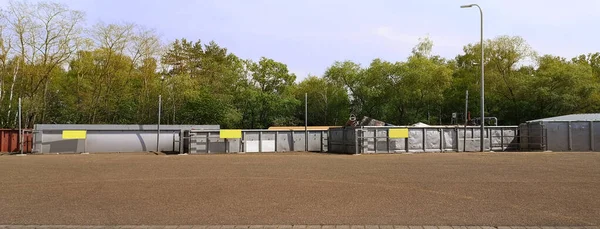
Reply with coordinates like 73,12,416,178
220,129,242,139
388,128,409,138
62,130,87,139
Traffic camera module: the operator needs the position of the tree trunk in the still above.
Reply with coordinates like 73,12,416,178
6,63,19,128
41,79,49,123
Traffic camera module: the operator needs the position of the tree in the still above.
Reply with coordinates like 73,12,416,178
572,52,600,80
453,35,536,124
244,57,299,128
294,76,350,126
2,0,600,128
526,55,598,118
323,61,365,116
0,1,85,127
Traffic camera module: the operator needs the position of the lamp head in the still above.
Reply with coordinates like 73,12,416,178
460,4,475,8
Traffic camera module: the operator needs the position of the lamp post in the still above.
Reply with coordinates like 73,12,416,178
18,97,23,155
305,93,308,152
157,75,165,153
461,3,485,152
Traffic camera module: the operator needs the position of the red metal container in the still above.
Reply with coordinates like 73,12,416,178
0,129,33,153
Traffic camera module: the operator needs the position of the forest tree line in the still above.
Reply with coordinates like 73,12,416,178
1,1,599,129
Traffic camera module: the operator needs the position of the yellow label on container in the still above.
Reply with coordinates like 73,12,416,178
388,128,409,138
62,130,87,139
220,129,242,139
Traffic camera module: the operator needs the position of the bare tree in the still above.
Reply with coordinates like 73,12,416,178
128,25,161,122
1,1,85,127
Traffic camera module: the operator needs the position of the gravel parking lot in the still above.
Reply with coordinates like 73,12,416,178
0,152,599,226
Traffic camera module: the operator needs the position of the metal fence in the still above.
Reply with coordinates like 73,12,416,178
187,129,328,154
328,126,519,154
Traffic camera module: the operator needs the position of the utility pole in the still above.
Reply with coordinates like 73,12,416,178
157,76,164,152
461,3,485,152
464,90,468,152
304,93,308,152
19,97,23,155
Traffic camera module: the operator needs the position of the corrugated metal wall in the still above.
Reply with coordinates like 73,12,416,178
0,129,33,153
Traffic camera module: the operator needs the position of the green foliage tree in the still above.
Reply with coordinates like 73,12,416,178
244,57,299,128
294,76,350,126
1,0,599,129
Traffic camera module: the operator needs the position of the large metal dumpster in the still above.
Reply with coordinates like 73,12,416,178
328,126,519,154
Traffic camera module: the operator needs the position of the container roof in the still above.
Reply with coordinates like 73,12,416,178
528,113,600,122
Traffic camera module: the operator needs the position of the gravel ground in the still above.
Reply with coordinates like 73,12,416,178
0,152,599,226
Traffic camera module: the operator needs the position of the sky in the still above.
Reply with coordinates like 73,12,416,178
1,0,599,79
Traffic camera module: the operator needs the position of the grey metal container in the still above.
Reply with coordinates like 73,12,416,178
33,124,219,154
522,120,600,152
328,126,518,154
188,129,328,154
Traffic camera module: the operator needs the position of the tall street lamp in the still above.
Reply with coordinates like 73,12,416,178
157,75,165,152
461,3,485,152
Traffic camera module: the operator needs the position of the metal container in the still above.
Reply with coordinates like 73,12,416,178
328,126,519,154
188,129,328,154
33,124,219,154
0,129,33,153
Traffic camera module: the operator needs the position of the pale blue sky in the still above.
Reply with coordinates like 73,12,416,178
2,0,599,79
